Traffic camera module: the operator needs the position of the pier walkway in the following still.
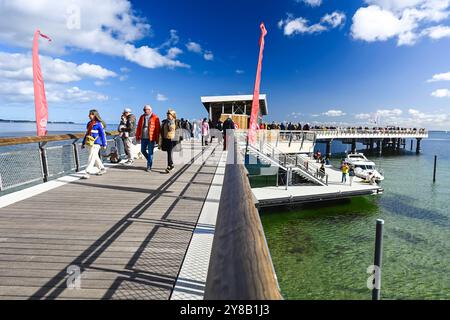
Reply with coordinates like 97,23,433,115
0,141,224,299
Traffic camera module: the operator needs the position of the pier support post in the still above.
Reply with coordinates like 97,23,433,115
378,139,383,156
372,219,384,301
326,140,332,158
351,139,357,153
433,155,437,183
410,139,413,151
416,138,422,154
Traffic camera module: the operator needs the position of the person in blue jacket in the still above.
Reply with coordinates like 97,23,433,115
81,109,107,179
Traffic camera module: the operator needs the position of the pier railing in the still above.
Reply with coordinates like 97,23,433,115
0,131,122,193
204,135,283,300
312,128,428,139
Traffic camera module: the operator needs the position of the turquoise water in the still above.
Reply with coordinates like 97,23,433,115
260,131,450,300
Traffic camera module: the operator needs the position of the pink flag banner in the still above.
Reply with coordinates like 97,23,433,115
32,30,51,136
248,23,267,144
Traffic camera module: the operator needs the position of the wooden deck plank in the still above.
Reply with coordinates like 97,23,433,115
0,142,221,299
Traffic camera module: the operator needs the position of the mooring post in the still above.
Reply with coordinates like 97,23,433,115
433,155,437,183
372,219,384,301
416,138,422,154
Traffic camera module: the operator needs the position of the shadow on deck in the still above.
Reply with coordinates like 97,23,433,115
0,142,222,300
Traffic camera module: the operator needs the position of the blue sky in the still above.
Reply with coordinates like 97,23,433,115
1,0,450,129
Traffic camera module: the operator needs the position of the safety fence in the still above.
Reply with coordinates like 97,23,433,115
0,131,122,193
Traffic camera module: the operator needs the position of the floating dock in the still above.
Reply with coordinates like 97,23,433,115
252,158,383,208
235,130,386,208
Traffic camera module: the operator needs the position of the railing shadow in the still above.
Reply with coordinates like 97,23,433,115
29,145,216,300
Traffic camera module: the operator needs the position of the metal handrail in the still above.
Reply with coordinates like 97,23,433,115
0,130,120,147
0,131,123,193
261,142,328,186
204,135,283,300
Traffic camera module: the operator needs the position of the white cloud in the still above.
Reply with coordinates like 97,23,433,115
431,88,450,97
0,80,108,103
120,67,131,73
279,11,346,36
322,109,346,117
156,93,168,101
186,42,203,53
406,108,449,126
123,44,188,69
351,6,407,43
353,107,450,129
376,108,403,116
0,0,189,69
428,71,450,82
236,69,245,74
0,52,117,83
0,51,112,104
186,41,214,61
351,1,450,46
321,12,346,28
203,51,214,61
167,47,183,59
291,112,303,118
298,0,322,7
94,80,108,86
159,29,180,49
355,113,372,120
423,25,450,39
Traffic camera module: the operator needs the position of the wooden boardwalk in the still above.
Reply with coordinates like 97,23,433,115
0,142,223,299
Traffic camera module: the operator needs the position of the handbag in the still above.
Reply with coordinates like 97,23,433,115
85,135,97,147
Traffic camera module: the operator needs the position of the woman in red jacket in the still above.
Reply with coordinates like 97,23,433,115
135,105,161,172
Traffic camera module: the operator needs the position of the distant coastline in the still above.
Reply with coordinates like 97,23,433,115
0,119,76,124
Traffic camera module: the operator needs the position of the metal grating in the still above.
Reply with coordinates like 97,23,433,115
77,143,89,169
46,145,77,178
0,149,43,191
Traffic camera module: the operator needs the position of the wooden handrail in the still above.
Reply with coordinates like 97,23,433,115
0,131,120,147
204,137,283,300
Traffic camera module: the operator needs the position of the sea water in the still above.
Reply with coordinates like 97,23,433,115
260,131,450,300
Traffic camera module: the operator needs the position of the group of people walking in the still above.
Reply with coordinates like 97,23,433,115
81,106,236,179
199,116,235,150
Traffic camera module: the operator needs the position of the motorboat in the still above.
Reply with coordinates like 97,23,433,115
344,153,384,182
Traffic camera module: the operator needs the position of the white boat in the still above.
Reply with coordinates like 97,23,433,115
344,153,384,182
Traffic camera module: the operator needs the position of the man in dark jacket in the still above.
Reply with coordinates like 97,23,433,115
222,116,235,151
119,108,136,165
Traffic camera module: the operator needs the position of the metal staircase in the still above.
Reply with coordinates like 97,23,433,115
240,138,328,187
